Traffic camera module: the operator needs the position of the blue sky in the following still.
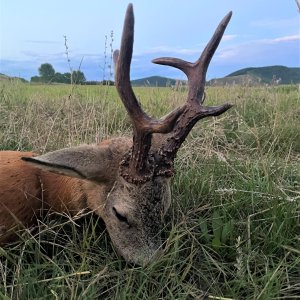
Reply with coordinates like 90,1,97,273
1,0,299,81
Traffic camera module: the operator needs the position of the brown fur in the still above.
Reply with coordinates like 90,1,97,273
0,138,127,241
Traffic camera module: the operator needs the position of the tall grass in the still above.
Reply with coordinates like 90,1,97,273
0,81,299,299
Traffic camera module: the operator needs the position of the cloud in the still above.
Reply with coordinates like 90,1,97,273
250,18,299,29
134,35,238,58
216,48,238,60
24,40,61,45
20,50,65,59
269,35,300,43
138,46,201,56
1,33,299,81
222,34,238,42
213,34,300,71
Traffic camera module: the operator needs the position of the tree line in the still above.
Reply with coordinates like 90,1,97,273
31,63,86,84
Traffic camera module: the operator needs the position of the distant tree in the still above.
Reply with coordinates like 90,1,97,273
85,81,100,85
32,65,86,84
38,63,55,81
72,70,86,84
100,80,114,86
30,76,42,83
53,72,71,84
63,72,72,84
53,72,65,83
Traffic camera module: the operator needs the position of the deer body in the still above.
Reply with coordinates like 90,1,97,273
0,138,130,241
0,4,232,265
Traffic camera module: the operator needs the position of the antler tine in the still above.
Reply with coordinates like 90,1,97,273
151,12,233,177
153,11,232,103
196,12,232,79
114,4,146,122
114,4,184,183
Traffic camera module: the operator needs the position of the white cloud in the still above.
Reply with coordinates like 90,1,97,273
251,18,299,29
216,47,239,60
139,46,201,56
24,40,60,45
213,33,300,70
222,34,238,42
270,35,300,43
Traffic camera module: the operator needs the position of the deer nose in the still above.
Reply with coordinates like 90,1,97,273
136,247,164,266
146,247,164,265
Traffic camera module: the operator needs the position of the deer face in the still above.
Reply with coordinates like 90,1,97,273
103,177,171,265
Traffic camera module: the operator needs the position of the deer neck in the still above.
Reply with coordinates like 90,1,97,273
39,172,93,214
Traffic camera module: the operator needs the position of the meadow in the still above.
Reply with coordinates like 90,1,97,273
0,81,299,299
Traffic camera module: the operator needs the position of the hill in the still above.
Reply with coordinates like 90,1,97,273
226,66,300,84
1,65,299,87
207,74,261,86
0,73,27,83
131,76,178,87
134,66,300,87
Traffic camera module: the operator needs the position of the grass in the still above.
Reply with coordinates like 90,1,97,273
0,80,299,299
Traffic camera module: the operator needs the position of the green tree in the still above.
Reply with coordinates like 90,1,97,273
63,72,72,84
53,72,64,83
53,72,70,84
30,76,42,83
72,70,86,84
38,63,55,81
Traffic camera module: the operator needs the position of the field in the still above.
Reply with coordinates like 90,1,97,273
0,81,299,299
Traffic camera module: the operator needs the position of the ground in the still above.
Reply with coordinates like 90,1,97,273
0,82,299,299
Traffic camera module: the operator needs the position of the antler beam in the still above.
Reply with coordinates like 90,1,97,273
114,4,184,183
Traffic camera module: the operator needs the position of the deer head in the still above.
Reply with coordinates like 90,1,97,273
16,4,232,265
106,4,232,263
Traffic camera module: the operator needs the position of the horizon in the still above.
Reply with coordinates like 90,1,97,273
1,1,300,81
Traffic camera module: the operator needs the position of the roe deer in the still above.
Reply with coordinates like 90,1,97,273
0,4,232,265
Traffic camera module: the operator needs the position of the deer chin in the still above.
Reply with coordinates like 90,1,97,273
109,229,163,266
102,176,171,265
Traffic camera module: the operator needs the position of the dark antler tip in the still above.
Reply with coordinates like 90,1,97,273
151,58,161,65
123,3,134,32
126,3,134,15
221,103,233,114
220,103,233,112
223,11,233,24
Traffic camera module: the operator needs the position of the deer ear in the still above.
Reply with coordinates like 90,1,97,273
21,144,114,183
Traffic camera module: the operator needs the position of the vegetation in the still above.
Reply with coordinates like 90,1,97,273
39,63,56,80
30,63,86,84
0,81,299,299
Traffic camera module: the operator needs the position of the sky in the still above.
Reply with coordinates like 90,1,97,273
0,0,299,81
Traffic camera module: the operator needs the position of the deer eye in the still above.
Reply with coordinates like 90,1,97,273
113,207,129,224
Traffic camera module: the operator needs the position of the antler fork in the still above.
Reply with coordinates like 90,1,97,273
153,12,233,176
114,4,232,183
113,4,184,183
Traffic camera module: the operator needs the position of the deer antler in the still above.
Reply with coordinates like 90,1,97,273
152,11,233,176
114,4,232,183
114,4,184,183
